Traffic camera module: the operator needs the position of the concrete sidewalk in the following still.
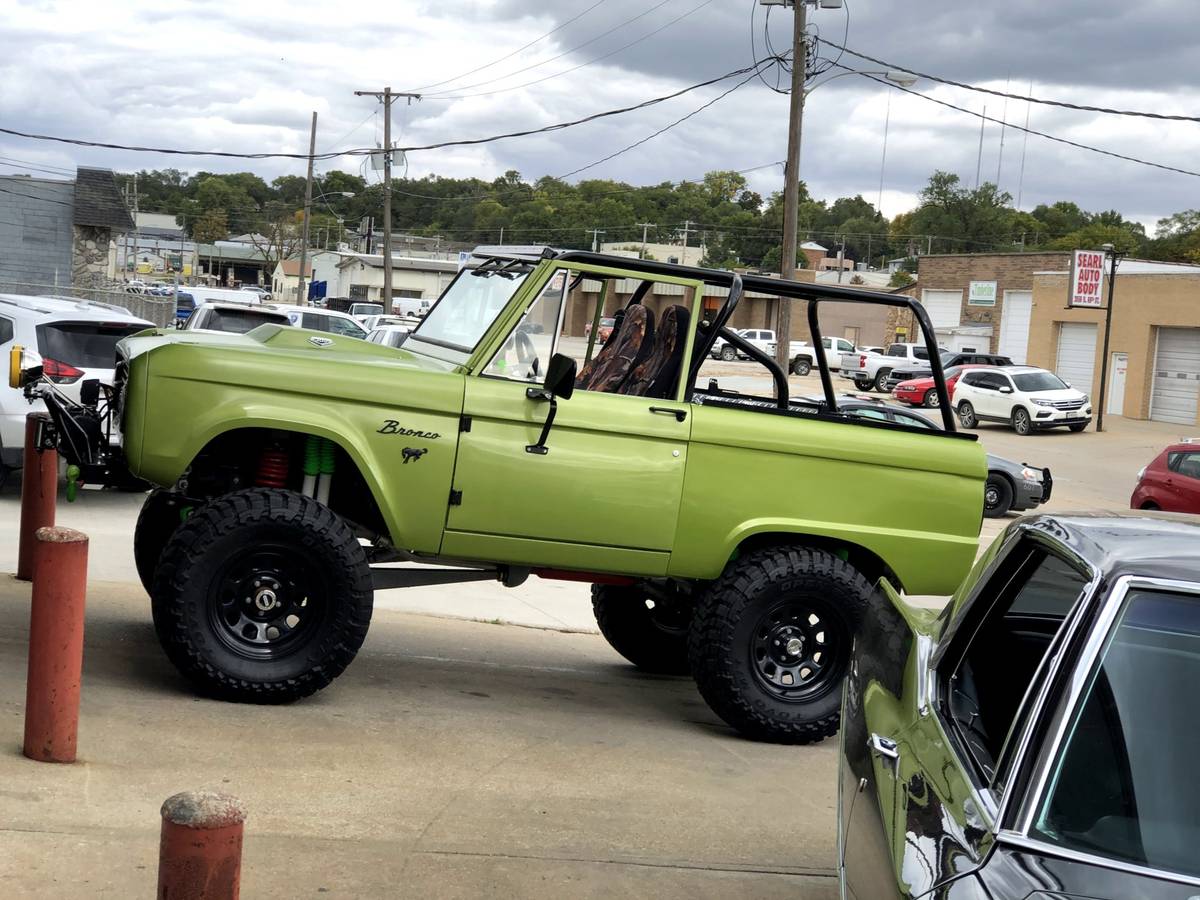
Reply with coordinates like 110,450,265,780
0,578,839,898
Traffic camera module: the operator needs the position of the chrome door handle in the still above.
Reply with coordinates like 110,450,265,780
649,406,687,422
870,734,899,761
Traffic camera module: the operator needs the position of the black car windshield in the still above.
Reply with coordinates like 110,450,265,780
1032,588,1200,878
37,321,148,368
1014,372,1068,392
409,267,530,353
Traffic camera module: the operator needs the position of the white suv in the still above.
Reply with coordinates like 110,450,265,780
955,366,1092,435
0,294,152,472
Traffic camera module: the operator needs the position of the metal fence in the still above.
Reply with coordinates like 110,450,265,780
0,280,176,328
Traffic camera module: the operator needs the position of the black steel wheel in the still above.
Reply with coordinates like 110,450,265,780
791,357,812,376
688,545,870,744
922,389,938,409
957,401,977,429
983,474,1013,518
134,489,186,596
1013,407,1033,436
720,345,738,362
873,369,892,393
151,489,373,703
592,584,691,675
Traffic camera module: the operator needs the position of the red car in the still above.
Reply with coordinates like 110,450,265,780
892,364,989,408
583,316,616,343
1131,441,1200,513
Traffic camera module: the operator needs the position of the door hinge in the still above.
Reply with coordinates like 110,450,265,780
459,415,472,433
449,489,463,506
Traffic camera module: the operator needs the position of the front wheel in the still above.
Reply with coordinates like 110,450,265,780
151,489,373,703
791,357,812,376
720,345,738,362
922,389,938,409
957,401,978,429
984,474,1013,518
592,585,691,675
688,546,870,744
134,490,187,596
1013,407,1033,436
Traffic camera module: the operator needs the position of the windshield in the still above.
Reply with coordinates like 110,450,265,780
36,321,148,369
1014,372,1069,392
409,267,530,353
203,308,286,334
350,303,383,316
1033,588,1200,878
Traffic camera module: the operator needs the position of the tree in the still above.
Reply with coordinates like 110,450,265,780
192,209,229,244
889,270,915,287
907,172,1019,253
247,201,303,271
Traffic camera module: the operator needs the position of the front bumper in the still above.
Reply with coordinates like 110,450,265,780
1012,467,1052,511
1031,405,1092,427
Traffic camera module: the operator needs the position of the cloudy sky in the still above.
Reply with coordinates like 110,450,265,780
3,0,1199,231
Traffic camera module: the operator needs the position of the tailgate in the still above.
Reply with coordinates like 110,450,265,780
840,352,864,370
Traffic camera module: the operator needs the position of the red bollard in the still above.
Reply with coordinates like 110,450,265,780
23,526,88,763
17,413,57,581
158,791,247,900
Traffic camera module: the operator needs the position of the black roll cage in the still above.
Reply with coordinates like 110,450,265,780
554,249,957,432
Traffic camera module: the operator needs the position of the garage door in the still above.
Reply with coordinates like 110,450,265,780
920,290,963,329
998,291,1032,364
1055,322,1097,395
1151,327,1200,425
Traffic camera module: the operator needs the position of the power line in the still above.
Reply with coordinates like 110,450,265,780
0,57,783,162
429,0,717,101
819,38,1200,124
422,0,676,98
407,0,609,94
846,67,1200,179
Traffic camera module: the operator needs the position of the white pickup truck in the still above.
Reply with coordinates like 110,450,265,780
784,335,858,376
711,328,777,361
838,342,933,392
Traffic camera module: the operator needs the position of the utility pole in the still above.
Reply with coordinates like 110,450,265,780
636,222,656,258
1096,244,1124,433
679,219,697,250
296,111,317,307
588,229,606,252
974,105,987,188
355,87,420,312
775,0,807,375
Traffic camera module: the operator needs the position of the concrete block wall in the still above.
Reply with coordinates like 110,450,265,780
0,178,74,293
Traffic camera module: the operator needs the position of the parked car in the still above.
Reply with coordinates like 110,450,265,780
21,246,985,743
882,350,1013,393
840,511,1200,899
394,297,433,318
0,293,151,474
711,328,775,361
174,292,196,327
956,366,1092,435
892,363,991,408
366,324,412,349
814,395,1050,517
348,302,384,322
181,302,291,334
785,335,857,376
838,342,932,392
583,316,617,344
1131,440,1200,512
239,286,271,301
359,314,414,333
282,307,368,339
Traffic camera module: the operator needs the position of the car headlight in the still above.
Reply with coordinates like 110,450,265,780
1080,395,1090,404
1031,399,1056,407
1020,467,1041,482
1137,466,1147,481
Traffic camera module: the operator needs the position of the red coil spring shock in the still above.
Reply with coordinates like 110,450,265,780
255,447,289,488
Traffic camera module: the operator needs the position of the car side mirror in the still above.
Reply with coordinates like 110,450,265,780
999,385,1014,394
524,353,576,455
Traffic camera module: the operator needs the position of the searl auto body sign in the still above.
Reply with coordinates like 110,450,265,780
1069,250,1105,308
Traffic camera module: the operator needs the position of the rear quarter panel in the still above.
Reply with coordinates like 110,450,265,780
670,405,984,595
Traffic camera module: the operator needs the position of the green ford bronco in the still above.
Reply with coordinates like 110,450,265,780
14,247,985,743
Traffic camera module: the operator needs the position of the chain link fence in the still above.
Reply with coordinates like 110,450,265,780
0,280,176,327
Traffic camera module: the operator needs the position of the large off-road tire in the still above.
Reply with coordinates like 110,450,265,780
151,489,373,703
983,474,1013,518
688,546,871,744
791,357,812,376
592,585,691,675
134,489,186,596
957,401,978,429
720,345,738,362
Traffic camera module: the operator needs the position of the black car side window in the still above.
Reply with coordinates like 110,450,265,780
939,542,1089,785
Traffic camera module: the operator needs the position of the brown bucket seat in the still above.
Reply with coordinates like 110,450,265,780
622,305,691,399
575,304,655,393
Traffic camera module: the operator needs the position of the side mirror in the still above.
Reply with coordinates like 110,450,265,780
524,353,577,455
999,385,1014,394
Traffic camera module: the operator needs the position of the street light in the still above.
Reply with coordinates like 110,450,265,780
1095,242,1124,433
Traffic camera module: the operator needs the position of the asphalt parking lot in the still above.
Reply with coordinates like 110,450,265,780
0,370,1189,897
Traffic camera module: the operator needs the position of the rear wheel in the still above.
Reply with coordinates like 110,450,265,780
1013,407,1033,436
853,377,873,391
151,489,373,703
791,357,812,376
720,345,738,362
134,490,187,596
873,369,892,393
592,585,691,675
957,401,978,429
688,546,870,744
983,474,1014,518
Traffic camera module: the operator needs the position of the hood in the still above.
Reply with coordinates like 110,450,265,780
1027,387,1087,401
117,323,460,374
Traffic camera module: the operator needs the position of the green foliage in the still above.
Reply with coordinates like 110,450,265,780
888,269,915,287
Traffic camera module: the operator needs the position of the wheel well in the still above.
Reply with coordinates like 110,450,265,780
181,428,388,540
1141,500,1160,510
734,532,903,593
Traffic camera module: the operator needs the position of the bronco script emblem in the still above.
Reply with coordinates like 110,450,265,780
377,421,441,440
